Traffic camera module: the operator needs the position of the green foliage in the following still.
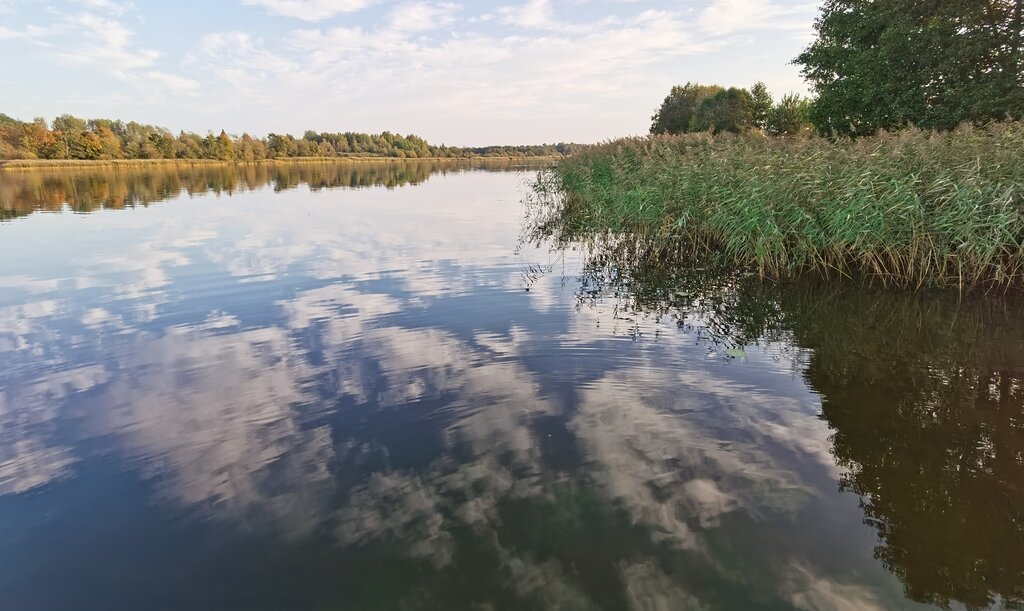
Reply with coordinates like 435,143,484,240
544,122,1024,290
766,94,813,136
690,87,755,134
651,82,812,135
750,81,773,130
52,114,86,135
650,83,724,134
796,0,1024,135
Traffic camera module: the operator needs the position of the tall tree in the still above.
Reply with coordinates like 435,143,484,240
689,87,755,134
766,93,813,136
796,0,1024,135
750,81,773,130
650,83,724,135
70,131,103,160
95,126,123,159
216,130,235,161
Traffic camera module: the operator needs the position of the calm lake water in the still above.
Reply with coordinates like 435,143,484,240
0,161,1021,610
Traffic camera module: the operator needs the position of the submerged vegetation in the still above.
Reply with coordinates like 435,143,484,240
541,122,1024,290
0,113,578,162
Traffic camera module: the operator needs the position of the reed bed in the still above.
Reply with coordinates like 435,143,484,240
544,122,1024,290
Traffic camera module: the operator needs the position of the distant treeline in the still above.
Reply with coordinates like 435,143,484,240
0,113,579,161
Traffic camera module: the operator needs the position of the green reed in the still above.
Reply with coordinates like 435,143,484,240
544,122,1024,290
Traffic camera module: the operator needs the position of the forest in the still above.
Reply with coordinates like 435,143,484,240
0,114,577,162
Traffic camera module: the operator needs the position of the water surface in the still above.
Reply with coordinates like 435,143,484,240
0,162,1021,610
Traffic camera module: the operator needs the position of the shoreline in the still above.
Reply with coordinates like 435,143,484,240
0,156,562,172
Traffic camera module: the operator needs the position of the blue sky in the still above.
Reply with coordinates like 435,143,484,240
0,0,820,145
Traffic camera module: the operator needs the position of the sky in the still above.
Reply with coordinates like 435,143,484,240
0,0,820,145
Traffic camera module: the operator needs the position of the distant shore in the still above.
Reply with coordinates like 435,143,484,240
0,156,561,171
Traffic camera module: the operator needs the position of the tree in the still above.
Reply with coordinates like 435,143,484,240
70,131,103,160
51,114,86,158
16,118,54,159
250,138,267,161
317,140,336,157
295,138,314,157
95,126,123,159
690,87,754,134
650,83,723,134
150,131,176,159
216,130,235,161
237,133,258,162
267,133,298,158
766,93,813,136
52,114,86,136
176,131,204,159
750,81,773,130
796,0,1024,135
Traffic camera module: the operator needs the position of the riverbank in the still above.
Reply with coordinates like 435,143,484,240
0,155,561,171
542,122,1024,291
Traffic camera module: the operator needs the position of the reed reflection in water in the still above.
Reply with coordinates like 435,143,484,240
524,206,1024,610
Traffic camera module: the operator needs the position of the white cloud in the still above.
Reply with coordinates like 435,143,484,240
142,70,202,96
0,3,215,122
69,0,133,16
386,1,460,33
784,564,886,611
498,0,556,29
196,31,300,88
53,13,159,74
241,0,376,21
189,6,709,142
0,276,61,294
698,0,816,36
0,23,50,40
0,0,818,143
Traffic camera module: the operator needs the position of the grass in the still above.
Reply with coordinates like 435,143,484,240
539,122,1024,291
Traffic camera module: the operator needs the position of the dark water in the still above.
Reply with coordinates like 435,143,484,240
0,162,1021,610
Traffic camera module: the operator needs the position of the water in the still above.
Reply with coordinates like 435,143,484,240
0,162,1021,610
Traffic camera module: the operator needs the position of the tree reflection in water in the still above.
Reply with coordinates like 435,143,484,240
0,158,538,220
530,230,1024,609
